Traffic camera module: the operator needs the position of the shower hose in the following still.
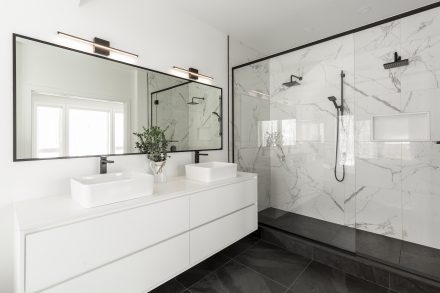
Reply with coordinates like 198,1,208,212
334,106,345,182
334,70,346,182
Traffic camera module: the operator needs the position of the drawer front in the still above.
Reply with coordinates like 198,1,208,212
190,204,257,264
26,196,189,293
43,233,189,293
190,178,257,228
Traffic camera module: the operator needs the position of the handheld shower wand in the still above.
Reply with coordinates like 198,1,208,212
328,71,346,182
327,96,340,112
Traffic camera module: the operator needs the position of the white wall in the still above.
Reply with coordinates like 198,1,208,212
0,0,228,291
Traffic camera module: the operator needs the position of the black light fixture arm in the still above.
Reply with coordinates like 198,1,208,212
57,31,138,58
173,66,214,81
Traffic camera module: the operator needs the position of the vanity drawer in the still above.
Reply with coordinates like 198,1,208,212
190,204,257,264
190,178,257,228
25,196,189,293
43,233,189,293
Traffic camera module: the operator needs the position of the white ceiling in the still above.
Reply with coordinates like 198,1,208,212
167,0,439,56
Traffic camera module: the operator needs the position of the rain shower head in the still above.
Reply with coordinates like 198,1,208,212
283,80,300,87
383,52,409,69
283,74,302,87
187,97,205,105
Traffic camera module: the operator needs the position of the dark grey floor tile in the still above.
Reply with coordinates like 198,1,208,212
260,227,313,259
289,262,388,293
314,247,389,288
189,260,286,293
176,253,230,288
235,240,311,287
150,278,186,293
220,235,260,258
390,273,440,293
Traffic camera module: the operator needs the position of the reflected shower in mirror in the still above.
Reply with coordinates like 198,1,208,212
150,82,222,152
14,35,222,160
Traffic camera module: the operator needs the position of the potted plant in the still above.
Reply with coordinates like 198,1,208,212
133,126,169,183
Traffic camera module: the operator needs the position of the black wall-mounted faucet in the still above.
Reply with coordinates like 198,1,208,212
194,151,208,164
100,156,114,174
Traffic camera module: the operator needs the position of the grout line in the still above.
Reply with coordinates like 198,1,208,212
231,238,315,290
389,271,391,291
230,258,290,290
181,253,233,289
186,259,234,291
174,278,188,291
185,236,261,291
229,238,262,259
284,260,313,293
261,231,393,291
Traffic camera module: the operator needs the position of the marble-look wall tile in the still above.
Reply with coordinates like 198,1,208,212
401,142,440,248
266,34,355,230
401,8,440,42
154,84,190,151
187,83,221,150
234,6,440,250
355,142,403,239
234,61,271,210
401,89,440,140
401,8,440,92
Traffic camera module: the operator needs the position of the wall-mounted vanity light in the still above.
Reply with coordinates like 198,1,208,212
57,31,139,58
173,66,214,81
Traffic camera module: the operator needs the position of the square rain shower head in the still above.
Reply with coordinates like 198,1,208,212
383,52,409,69
383,59,409,69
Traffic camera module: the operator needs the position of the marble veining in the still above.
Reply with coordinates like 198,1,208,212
234,6,440,250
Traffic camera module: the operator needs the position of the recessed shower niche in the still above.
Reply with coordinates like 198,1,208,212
371,112,430,141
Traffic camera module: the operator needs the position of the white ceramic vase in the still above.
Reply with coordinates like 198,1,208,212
149,160,167,183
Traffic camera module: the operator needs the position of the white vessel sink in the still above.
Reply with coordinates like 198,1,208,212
185,162,237,182
71,172,154,208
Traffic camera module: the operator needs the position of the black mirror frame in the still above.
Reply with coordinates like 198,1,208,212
13,33,223,162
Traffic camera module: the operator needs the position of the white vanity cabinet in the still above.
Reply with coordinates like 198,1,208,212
14,172,257,293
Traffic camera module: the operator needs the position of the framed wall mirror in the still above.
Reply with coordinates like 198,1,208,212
13,34,223,161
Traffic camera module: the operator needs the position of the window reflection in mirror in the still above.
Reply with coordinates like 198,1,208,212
14,35,222,160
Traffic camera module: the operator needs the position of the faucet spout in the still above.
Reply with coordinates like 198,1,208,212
194,151,208,164
100,156,114,174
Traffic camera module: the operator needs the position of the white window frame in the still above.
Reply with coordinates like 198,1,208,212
32,102,65,158
31,93,127,158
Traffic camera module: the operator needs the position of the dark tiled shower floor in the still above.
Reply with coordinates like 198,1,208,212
259,207,440,284
151,235,390,293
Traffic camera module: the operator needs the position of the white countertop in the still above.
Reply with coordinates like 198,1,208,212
14,172,257,234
